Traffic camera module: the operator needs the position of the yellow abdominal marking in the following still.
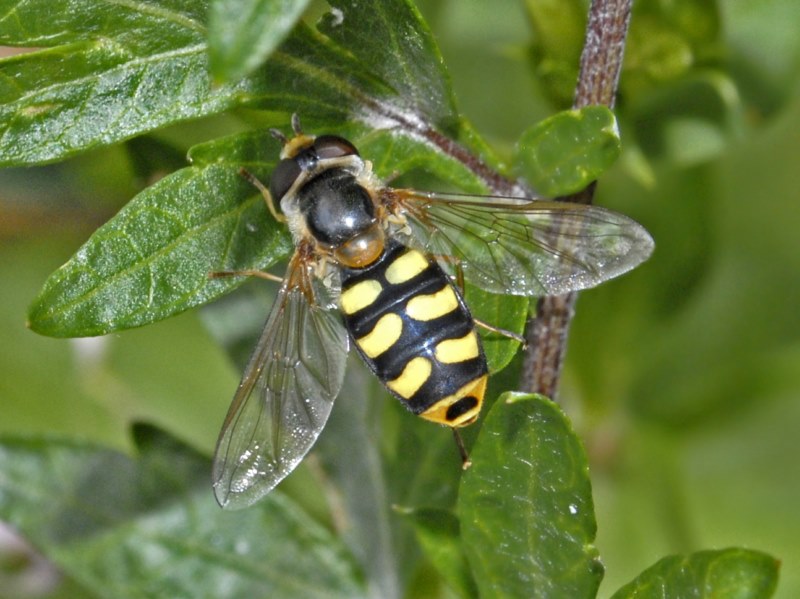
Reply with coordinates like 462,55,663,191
387,357,432,399
340,279,382,314
435,331,480,364
385,249,429,284
356,313,402,358
406,286,459,321
421,375,488,427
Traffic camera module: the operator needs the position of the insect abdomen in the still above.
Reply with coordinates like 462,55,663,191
339,240,488,427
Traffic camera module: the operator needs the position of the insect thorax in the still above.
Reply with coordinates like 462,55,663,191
295,168,376,246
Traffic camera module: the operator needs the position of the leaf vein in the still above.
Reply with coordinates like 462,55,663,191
6,43,208,115
44,181,261,321
98,0,205,35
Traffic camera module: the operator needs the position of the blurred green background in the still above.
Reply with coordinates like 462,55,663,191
1,0,799,597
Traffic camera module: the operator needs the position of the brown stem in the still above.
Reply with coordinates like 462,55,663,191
360,99,528,197
520,0,633,398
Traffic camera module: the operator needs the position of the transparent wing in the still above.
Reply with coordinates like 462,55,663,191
389,190,654,296
212,254,349,509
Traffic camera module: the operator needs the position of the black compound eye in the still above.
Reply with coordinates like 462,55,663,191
269,158,301,202
313,135,359,159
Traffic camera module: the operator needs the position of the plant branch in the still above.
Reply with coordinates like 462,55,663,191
520,0,633,398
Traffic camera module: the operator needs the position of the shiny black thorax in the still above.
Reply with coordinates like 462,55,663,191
270,134,375,250
296,168,376,246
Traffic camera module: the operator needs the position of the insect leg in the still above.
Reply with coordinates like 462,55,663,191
239,167,286,223
209,269,284,283
473,318,528,347
455,263,465,294
452,429,472,470
430,253,466,292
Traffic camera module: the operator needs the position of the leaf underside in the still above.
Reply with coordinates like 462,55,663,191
0,430,367,598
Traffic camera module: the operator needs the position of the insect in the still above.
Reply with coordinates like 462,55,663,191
212,115,654,509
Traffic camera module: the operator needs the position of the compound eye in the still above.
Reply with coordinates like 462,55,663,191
313,135,359,159
269,158,301,201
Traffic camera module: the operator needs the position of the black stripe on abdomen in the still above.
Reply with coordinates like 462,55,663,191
339,240,488,416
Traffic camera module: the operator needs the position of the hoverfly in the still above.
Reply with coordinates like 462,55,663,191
212,115,653,509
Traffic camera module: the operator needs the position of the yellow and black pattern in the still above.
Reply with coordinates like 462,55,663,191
340,240,488,427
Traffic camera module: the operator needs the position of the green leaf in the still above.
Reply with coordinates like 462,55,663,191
314,364,403,599
27,131,292,337
465,285,527,374
0,0,207,48
355,127,490,193
611,548,780,599
0,0,238,166
317,0,458,131
623,1,722,98
208,0,311,82
458,393,602,599
524,0,586,108
628,72,745,165
0,0,469,167
514,106,621,197
625,15,694,90
384,401,465,511
404,508,478,599
241,0,479,161
0,428,366,598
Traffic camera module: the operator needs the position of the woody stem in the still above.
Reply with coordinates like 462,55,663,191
520,0,633,398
